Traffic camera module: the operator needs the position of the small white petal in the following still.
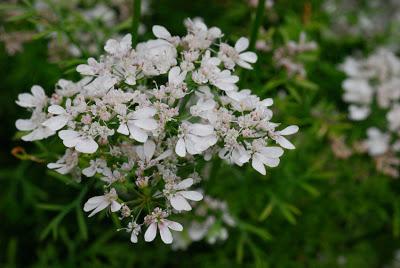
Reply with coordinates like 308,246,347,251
132,107,157,119
252,155,266,175
16,119,36,131
117,123,129,135
76,64,94,76
144,222,157,242
143,139,156,162
240,51,258,63
236,60,253,70
278,125,299,136
88,200,109,217
235,37,249,53
170,195,192,211
110,201,122,212
133,118,158,131
59,130,79,140
104,39,118,54
16,93,35,107
75,138,98,154
165,220,183,231
262,157,280,167
180,191,203,201
48,105,66,115
128,124,148,143
152,25,171,39
31,85,45,98
159,223,173,244
175,138,186,157
260,147,284,158
130,232,138,243
189,124,214,136
82,166,96,177
42,115,69,131
276,136,295,150
83,196,104,211
176,178,193,190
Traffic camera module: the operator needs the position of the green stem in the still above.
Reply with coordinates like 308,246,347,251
131,0,141,44
249,0,266,50
240,0,266,88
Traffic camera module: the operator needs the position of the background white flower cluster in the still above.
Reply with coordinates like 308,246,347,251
341,48,400,176
1,0,151,59
15,18,298,245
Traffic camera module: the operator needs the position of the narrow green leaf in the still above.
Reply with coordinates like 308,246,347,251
259,202,274,221
76,207,88,240
238,222,272,241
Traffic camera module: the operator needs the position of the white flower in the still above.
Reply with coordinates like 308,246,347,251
210,69,239,92
218,143,250,166
175,122,218,157
83,188,122,217
225,89,273,112
166,178,203,211
117,107,158,143
55,78,91,97
152,25,172,40
76,57,107,76
251,141,284,175
168,66,187,87
190,97,217,121
83,75,118,98
16,85,47,109
59,129,98,154
387,104,400,131
364,128,390,156
16,110,55,141
82,158,109,177
136,39,177,76
42,99,73,131
136,139,172,166
342,79,373,105
348,105,370,121
192,51,239,92
127,222,141,243
144,208,183,244
47,149,79,175
104,34,132,57
219,37,258,70
152,25,180,45
272,125,299,149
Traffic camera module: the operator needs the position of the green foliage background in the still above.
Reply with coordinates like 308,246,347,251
1,0,400,267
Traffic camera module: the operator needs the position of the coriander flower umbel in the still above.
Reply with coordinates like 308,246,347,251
15,18,298,244
341,48,400,178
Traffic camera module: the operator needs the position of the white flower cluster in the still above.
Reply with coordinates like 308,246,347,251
341,48,400,162
171,195,235,250
324,0,400,43
273,32,317,77
15,18,298,244
1,0,151,59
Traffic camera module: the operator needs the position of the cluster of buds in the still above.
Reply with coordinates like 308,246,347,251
341,48,400,178
15,18,298,244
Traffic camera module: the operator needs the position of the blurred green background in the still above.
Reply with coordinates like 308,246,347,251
1,0,400,267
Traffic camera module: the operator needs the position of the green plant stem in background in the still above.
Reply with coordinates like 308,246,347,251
240,0,266,88
249,0,266,50
132,0,141,44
